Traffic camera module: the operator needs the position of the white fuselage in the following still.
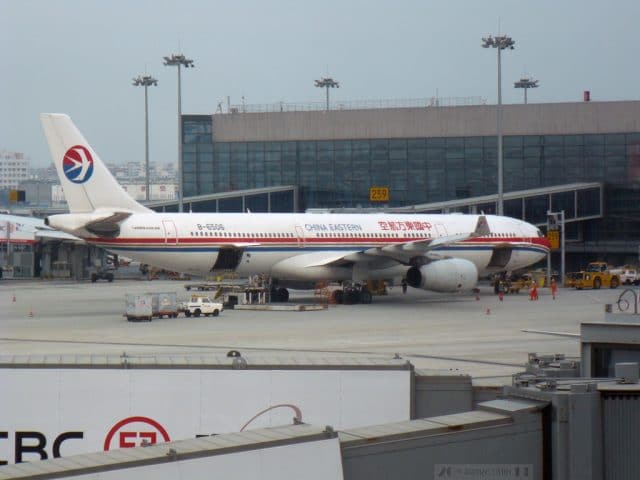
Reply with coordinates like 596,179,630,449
60,212,549,281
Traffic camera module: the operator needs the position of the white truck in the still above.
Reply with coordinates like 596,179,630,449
180,295,224,317
611,266,639,285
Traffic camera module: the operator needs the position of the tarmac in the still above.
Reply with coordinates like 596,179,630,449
0,277,625,385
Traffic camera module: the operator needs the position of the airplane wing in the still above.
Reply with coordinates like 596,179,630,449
326,215,491,267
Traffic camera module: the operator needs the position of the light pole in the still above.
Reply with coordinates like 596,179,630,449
482,34,515,216
132,75,158,202
314,77,339,110
163,53,195,213
514,76,539,104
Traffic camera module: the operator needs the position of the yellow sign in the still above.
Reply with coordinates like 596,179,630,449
369,187,389,202
547,230,560,249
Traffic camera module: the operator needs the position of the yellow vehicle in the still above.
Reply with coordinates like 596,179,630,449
574,262,620,290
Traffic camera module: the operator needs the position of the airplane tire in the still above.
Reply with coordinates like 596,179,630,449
332,290,344,304
343,290,357,305
360,290,372,304
277,288,289,302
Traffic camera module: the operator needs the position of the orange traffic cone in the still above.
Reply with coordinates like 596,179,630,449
28,307,33,318
485,308,491,315
12,294,16,302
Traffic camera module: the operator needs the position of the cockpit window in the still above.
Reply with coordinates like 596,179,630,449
536,229,544,237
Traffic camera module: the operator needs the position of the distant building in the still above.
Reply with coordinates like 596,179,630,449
19,180,55,206
121,183,178,201
29,164,59,182
0,151,29,189
52,183,176,204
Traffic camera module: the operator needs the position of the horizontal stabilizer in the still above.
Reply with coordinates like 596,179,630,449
46,210,133,238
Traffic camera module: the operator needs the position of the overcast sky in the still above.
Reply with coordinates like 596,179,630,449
3,0,639,168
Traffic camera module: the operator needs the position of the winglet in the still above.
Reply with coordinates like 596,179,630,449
472,215,491,237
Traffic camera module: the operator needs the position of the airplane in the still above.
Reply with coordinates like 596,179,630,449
41,113,550,303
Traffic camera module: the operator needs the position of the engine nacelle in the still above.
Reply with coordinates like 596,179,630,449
406,259,478,292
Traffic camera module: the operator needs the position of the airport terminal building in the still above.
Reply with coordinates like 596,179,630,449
180,100,640,268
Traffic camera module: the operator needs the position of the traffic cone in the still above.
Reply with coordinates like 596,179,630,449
12,293,16,302
485,308,491,315
28,307,33,318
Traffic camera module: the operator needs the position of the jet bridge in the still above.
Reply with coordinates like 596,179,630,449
389,182,604,227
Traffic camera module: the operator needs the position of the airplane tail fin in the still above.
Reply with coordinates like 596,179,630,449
40,113,150,214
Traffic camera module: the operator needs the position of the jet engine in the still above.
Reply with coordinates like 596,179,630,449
406,258,478,292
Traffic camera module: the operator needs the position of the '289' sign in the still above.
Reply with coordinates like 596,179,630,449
369,187,390,202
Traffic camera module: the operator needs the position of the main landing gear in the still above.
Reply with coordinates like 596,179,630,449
270,287,290,302
330,284,373,305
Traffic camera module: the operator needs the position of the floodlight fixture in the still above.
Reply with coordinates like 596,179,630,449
132,75,158,202
314,77,340,110
163,53,195,213
514,76,539,104
481,34,516,216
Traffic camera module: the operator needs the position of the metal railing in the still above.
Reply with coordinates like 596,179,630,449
222,96,487,114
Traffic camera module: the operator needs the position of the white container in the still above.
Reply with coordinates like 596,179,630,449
125,294,153,321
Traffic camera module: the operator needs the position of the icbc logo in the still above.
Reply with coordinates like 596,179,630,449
103,416,170,451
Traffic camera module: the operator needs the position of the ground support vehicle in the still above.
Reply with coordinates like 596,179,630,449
125,292,179,321
611,266,639,285
574,262,620,290
492,273,531,294
151,292,179,318
91,268,114,283
564,272,579,288
505,276,532,294
180,295,224,317
125,294,153,321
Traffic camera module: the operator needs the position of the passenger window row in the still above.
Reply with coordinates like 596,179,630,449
189,231,295,238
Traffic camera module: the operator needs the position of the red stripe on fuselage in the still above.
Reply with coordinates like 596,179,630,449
85,236,549,249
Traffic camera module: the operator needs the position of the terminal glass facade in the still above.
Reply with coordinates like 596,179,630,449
183,115,640,245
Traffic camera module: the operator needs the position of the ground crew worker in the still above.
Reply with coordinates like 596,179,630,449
401,278,408,294
550,278,558,300
529,280,538,301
